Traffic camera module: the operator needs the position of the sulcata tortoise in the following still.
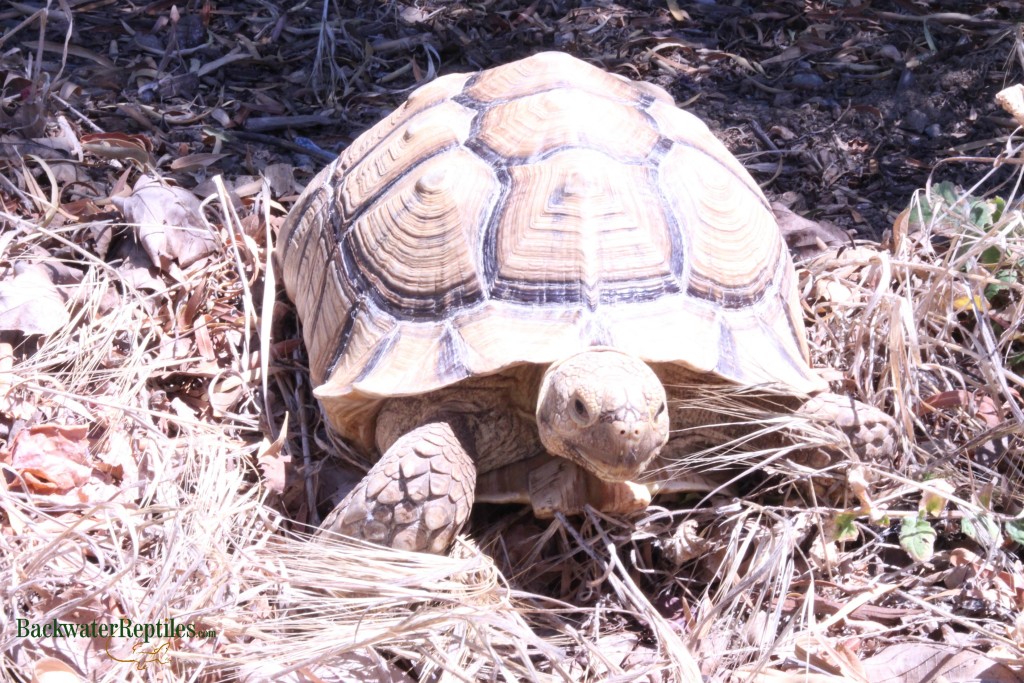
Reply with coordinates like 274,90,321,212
276,52,893,553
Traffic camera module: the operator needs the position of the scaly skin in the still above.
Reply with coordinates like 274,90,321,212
317,421,476,553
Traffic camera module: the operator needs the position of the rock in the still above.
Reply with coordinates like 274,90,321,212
791,72,824,90
902,109,929,133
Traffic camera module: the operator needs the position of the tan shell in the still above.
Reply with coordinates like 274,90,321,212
277,51,825,447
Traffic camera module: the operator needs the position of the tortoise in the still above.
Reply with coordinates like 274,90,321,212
276,52,894,553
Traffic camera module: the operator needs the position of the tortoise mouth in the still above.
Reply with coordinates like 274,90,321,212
567,442,661,483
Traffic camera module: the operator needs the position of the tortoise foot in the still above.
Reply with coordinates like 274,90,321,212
318,421,476,553
799,393,896,461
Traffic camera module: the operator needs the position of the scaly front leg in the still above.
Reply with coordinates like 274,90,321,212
318,420,476,553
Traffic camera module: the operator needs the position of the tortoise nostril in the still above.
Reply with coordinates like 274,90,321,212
617,425,642,439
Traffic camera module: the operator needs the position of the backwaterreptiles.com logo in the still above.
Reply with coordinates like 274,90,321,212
16,617,216,670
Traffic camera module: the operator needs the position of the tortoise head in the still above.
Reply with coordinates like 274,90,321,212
537,348,669,482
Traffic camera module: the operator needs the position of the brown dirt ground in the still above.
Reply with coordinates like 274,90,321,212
4,2,1020,239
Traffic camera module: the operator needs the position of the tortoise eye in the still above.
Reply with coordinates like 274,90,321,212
573,398,590,421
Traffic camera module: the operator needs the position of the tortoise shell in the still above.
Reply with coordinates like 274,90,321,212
277,51,825,447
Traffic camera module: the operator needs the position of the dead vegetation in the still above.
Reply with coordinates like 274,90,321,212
2,1,1024,681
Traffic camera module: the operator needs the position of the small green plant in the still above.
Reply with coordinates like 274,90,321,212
832,512,859,543
900,513,937,562
959,487,1002,550
1005,517,1024,545
905,181,1006,237
904,181,1024,370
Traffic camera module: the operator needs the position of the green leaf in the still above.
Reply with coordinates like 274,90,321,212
900,514,936,562
969,199,997,230
984,268,1018,299
992,195,1006,223
961,511,1001,546
977,485,994,510
934,181,959,206
998,268,1020,282
1006,518,1024,546
979,245,1003,267
833,513,859,543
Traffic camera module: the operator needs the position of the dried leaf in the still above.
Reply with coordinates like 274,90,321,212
111,175,219,269
847,465,874,514
919,478,955,517
659,519,706,565
761,45,804,67
111,236,165,293
22,39,115,68
194,313,215,360
808,532,838,569
7,424,92,494
664,0,689,22
0,263,70,335
31,657,87,683
1013,612,1024,648
80,132,153,165
995,84,1024,127
591,632,660,677
209,374,244,416
792,632,867,681
860,643,1020,682
61,197,108,221
918,389,972,414
258,413,289,495
95,426,139,489
264,163,297,197
975,393,1002,428
170,152,229,172
949,548,1024,613
773,201,850,259
814,278,856,306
